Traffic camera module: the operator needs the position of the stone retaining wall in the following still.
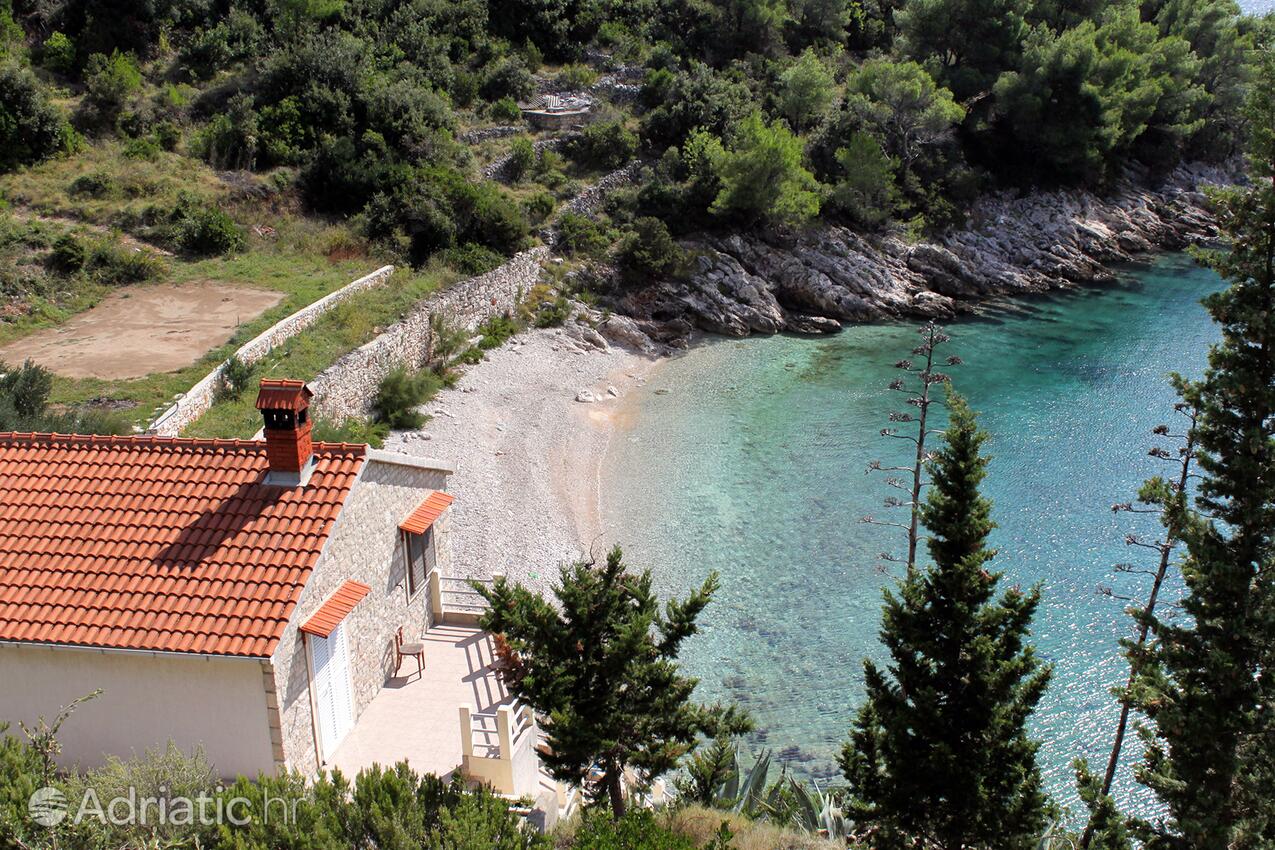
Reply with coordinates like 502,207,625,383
148,265,394,435
308,247,549,423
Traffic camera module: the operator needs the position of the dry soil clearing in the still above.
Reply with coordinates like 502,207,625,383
0,283,283,380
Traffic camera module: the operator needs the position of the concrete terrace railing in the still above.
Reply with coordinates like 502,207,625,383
148,265,395,436
459,698,541,798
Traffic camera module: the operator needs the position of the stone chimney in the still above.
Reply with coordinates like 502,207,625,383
255,379,314,486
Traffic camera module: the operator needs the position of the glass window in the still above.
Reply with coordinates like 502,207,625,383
404,528,434,599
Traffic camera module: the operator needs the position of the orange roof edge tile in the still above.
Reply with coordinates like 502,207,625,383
299,580,371,638
399,491,454,534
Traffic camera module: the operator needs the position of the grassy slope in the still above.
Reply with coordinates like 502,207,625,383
0,138,458,432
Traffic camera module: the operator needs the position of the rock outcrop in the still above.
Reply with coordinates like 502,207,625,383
616,162,1233,340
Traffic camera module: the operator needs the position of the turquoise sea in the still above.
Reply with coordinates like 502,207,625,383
601,253,1223,817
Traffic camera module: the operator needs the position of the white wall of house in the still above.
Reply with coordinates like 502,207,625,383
271,453,454,776
0,644,275,779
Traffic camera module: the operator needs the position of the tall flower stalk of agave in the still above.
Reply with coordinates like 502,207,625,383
861,321,962,572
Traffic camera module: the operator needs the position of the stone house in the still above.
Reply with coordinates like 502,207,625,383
0,380,456,778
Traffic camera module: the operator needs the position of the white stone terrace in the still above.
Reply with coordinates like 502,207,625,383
328,624,509,781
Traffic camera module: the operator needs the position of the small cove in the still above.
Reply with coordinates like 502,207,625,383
601,252,1223,816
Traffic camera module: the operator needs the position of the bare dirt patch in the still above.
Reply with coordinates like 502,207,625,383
0,283,284,379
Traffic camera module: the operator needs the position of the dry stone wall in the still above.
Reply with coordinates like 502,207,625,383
148,265,394,436
308,247,549,423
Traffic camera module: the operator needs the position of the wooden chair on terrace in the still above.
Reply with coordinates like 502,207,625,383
395,626,426,679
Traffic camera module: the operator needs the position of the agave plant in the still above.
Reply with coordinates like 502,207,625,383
674,739,854,840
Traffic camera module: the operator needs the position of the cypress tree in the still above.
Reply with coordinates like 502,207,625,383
1127,50,1275,850
842,390,1053,850
476,547,750,817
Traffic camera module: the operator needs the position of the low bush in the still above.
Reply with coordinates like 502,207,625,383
477,313,519,350
313,417,389,448
616,216,683,281
481,57,535,103
566,810,699,850
521,285,573,328
565,121,638,171
122,135,161,161
79,51,142,131
372,366,440,430
86,240,165,285
490,96,523,123
47,233,88,273
508,136,536,182
555,213,609,257
557,63,598,90
68,171,119,198
214,355,255,402
39,32,75,74
524,191,556,225
0,64,75,172
166,197,245,256
439,242,503,276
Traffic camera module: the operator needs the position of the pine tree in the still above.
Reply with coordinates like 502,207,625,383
842,390,1053,850
476,547,750,817
1127,49,1275,850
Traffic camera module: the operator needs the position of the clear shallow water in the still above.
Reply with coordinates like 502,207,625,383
601,253,1223,817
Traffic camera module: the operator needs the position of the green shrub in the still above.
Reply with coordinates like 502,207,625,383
439,242,503,275
565,120,638,170
521,285,572,328
313,417,389,448
481,56,534,103
524,190,556,225
47,233,88,272
40,32,76,74
508,136,535,182
557,63,598,90
570,810,699,850
477,313,519,350
152,120,181,151
556,212,609,257
87,240,166,285
451,70,479,107
0,64,75,172
0,359,53,420
490,96,523,123
616,216,683,281
167,197,245,256
122,134,161,160
372,366,440,430
80,50,142,129
214,355,255,402
62,744,217,850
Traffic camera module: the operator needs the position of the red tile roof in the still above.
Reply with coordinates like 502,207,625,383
256,379,312,411
300,580,370,638
399,491,454,534
0,433,367,658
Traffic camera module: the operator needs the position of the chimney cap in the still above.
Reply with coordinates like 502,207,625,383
255,379,312,412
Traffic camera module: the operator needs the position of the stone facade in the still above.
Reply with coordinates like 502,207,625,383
149,266,395,436
308,247,548,424
270,452,454,775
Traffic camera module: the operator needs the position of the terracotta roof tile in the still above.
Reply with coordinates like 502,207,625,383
0,433,366,658
399,491,454,534
299,580,371,638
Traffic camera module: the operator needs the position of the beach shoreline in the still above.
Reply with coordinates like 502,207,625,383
386,325,663,595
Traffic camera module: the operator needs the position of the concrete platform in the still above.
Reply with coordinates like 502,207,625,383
329,624,510,779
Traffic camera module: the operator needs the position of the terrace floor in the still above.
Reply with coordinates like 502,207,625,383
328,624,510,780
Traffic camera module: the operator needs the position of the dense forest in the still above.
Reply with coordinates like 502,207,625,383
0,0,1270,277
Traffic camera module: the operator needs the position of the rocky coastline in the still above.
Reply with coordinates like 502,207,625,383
613,162,1234,342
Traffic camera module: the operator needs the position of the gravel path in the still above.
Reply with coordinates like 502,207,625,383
385,326,660,596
